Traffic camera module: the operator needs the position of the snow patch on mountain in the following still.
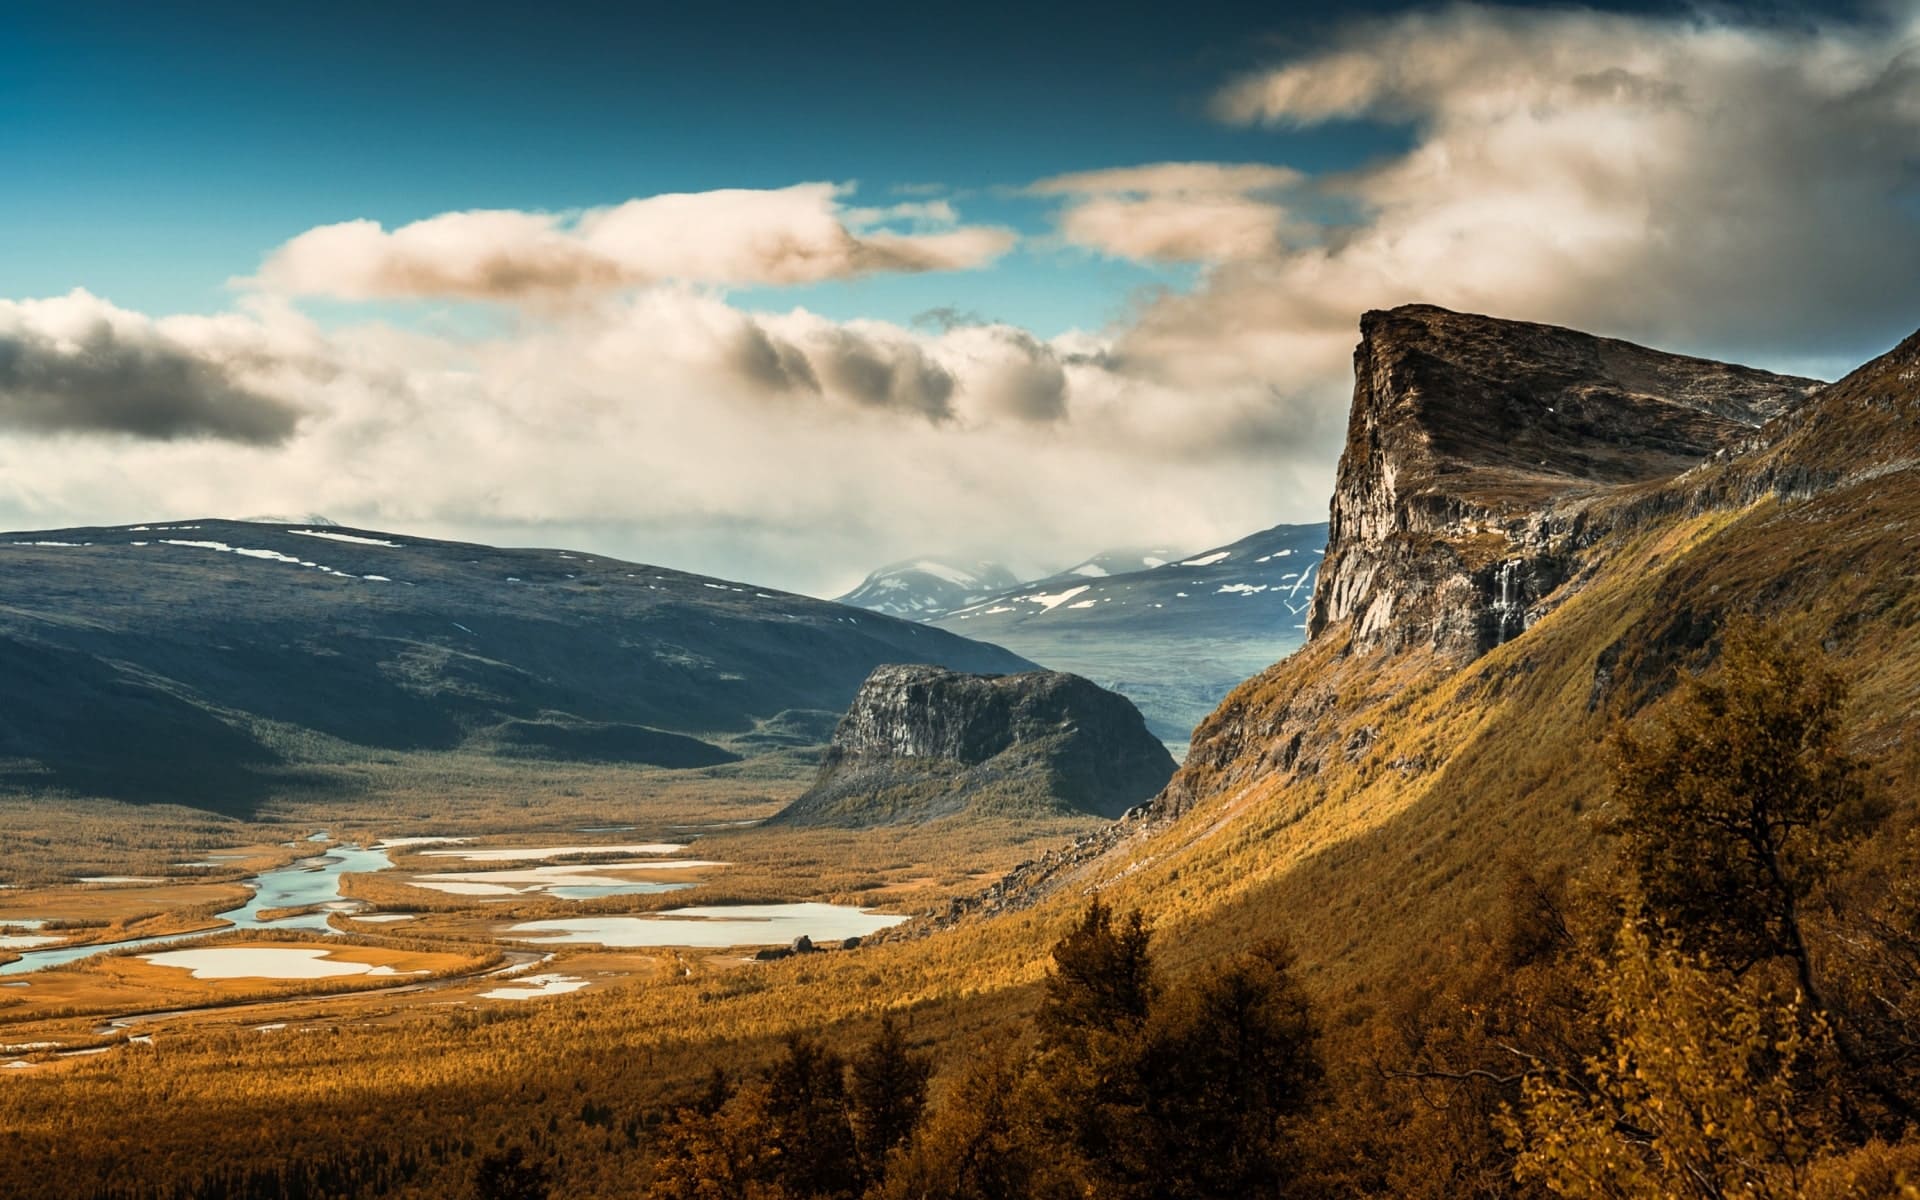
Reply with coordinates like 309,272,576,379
835,556,1025,619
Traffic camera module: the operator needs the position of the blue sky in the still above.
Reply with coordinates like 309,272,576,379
1,0,1698,332
0,0,1912,592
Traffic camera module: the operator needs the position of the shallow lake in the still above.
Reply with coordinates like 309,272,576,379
409,860,717,900
0,844,394,976
142,946,419,980
509,903,910,948
480,972,589,1001
416,844,686,863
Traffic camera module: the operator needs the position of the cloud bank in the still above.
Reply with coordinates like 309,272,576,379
0,292,302,444
1127,4,1920,373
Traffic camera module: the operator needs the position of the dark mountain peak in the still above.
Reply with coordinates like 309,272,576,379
772,664,1176,826
1311,306,1824,658
1347,304,1821,518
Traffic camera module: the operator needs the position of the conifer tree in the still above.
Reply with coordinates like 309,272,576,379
1611,620,1865,1002
848,1014,932,1182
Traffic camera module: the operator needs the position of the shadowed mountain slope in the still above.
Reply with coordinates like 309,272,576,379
0,521,1033,814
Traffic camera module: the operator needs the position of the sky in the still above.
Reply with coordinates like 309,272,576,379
1,0,1916,595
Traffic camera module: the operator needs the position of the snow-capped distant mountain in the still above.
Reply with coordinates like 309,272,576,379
835,557,1026,619
1055,546,1185,579
945,523,1325,635
932,522,1329,744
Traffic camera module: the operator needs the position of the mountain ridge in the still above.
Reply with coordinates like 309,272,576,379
0,519,1035,813
1310,304,1823,659
931,522,1328,742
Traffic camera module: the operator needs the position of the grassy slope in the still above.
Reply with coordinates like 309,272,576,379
1049,481,1920,1003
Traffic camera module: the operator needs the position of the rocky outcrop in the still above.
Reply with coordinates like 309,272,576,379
1309,305,1822,660
772,664,1176,827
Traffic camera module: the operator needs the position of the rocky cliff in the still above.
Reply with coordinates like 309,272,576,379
947,305,1920,936
772,664,1176,826
1310,305,1821,659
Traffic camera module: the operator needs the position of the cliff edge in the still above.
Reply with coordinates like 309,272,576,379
1310,305,1821,659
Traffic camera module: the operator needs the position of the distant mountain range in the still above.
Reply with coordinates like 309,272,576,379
837,523,1329,745
939,523,1325,640
1047,545,1188,581
0,520,1033,814
834,557,1023,619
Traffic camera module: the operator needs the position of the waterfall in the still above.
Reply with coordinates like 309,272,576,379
1491,559,1527,646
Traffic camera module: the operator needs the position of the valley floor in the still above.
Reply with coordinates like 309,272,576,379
0,751,1104,1198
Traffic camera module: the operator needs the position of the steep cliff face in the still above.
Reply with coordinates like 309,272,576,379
953,306,1920,947
773,664,1176,826
1310,305,1822,659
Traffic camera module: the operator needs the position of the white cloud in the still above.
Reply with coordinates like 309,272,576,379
1031,162,1303,197
0,285,1273,593
1187,4,1920,358
254,183,1016,301
1032,161,1303,261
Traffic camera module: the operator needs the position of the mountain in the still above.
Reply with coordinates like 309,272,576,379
0,520,1034,814
1310,304,1819,658
771,664,1176,827
943,523,1327,639
965,303,1920,1007
834,557,1024,619
1051,545,1187,578
930,522,1328,744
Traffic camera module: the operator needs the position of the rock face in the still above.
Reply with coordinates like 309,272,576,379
1310,305,1822,659
773,664,1177,826
937,304,1870,925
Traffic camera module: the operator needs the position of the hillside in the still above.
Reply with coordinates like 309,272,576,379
773,664,1176,826
976,304,1920,1001
0,521,1034,814
932,522,1328,743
